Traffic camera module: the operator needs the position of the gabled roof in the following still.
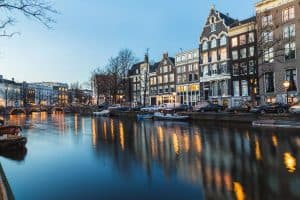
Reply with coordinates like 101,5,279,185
128,61,144,76
150,62,159,73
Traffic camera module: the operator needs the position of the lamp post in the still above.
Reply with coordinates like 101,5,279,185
283,80,290,106
172,92,176,109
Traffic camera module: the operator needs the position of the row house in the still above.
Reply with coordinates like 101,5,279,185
199,6,236,107
175,49,200,106
256,0,300,104
229,17,260,106
154,53,176,105
23,83,53,106
0,75,22,107
129,55,150,106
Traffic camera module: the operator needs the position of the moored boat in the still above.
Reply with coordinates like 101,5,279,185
0,135,27,150
137,113,154,120
93,110,110,117
153,112,190,121
0,126,22,136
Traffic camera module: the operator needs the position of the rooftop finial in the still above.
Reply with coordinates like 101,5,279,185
211,4,215,10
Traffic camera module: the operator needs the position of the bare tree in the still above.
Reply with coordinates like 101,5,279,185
0,0,57,37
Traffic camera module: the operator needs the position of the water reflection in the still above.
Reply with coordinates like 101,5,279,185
91,118,300,200
2,114,300,199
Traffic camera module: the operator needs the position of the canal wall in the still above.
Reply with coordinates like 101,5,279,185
110,111,300,124
0,163,14,200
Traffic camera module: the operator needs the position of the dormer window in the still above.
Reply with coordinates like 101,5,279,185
210,24,216,32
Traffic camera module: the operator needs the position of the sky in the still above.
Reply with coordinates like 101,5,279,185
0,0,257,85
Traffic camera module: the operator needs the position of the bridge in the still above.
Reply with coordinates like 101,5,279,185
4,106,66,115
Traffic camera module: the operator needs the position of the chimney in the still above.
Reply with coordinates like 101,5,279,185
144,54,149,63
163,52,168,59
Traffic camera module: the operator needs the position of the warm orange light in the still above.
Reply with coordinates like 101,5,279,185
255,137,262,160
284,152,296,173
234,182,245,200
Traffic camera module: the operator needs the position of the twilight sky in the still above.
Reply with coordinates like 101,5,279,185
0,0,257,85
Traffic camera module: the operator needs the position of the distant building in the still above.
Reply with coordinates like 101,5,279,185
229,17,259,106
0,75,22,107
175,49,200,106
199,5,236,107
23,83,53,106
256,0,300,104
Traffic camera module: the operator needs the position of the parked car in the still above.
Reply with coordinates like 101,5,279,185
289,103,300,114
196,103,224,113
174,104,193,112
250,103,288,114
227,102,251,113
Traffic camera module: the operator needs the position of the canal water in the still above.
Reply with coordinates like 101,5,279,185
1,113,300,200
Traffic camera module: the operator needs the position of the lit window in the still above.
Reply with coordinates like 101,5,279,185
231,37,238,47
282,7,295,22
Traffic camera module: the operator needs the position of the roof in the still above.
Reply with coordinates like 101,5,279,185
150,62,159,73
128,61,144,76
218,11,236,26
230,16,256,28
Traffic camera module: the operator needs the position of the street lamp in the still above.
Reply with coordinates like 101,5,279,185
283,80,290,105
172,92,176,109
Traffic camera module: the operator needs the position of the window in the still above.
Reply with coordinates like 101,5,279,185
285,42,296,60
188,65,193,72
202,41,208,51
211,64,218,75
159,86,163,93
263,48,274,63
233,81,240,97
262,15,272,27
282,6,295,22
169,74,174,82
232,63,239,76
262,31,273,43
182,66,186,73
231,37,238,47
176,67,181,74
248,32,255,43
249,46,255,57
193,64,198,71
176,57,181,62
158,76,162,84
163,66,168,73
188,53,192,59
283,24,295,39
220,35,227,46
241,80,248,97
249,60,256,75
189,74,193,82
163,75,168,83
240,62,247,75
164,85,169,93
286,69,297,91
177,75,182,83
194,74,199,81
203,66,209,76
232,50,238,60
202,52,208,63
210,24,216,32
211,38,217,48
219,63,227,74
220,48,227,60
181,55,186,61
239,34,246,45
211,50,217,62
264,72,274,93
240,48,247,59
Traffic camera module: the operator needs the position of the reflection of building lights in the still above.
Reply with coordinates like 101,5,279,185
284,152,296,173
224,173,232,191
103,121,107,140
92,118,96,146
255,137,262,160
172,133,179,155
110,120,114,138
157,126,164,143
272,135,278,147
74,114,78,134
234,182,245,200
119,122,125,150
183,134,189,152
194,134,202,153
